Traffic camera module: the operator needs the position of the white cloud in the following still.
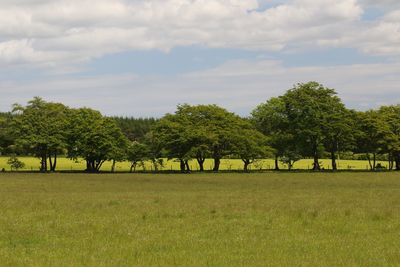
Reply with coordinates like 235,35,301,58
2,0,388,68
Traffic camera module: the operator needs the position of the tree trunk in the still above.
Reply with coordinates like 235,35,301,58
111,159,116,173
366,153,373,170
373,153,376,171
48,154,52,171
274,155,279,171
213,158,220,172
331,151,337,171
197,158,205,172
52,153,57,172
185,160,191,173
152,160,158,172
389,153,394,171
243,159,250,172
180,159,186,172
312,154,320,171
86,160,98,172
395,153,400,171
48,153,57,172
130,163,134,173
40,153,47,172
312,143,320,171
96,160,105,172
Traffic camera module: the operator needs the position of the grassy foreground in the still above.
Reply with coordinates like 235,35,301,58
0,173,400,266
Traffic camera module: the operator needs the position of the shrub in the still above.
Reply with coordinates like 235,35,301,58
7,156,25,171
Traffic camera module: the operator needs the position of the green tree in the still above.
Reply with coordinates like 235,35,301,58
355,110,392,170
143,131,164,172
108,118,130,173
11,97,69,172
112,117,158,141
7,156,25,171
173,105,211,172
190,105,244,172
378,105,400,170
282,82,345,171
154,110,194,172
322,105,356,171
155,104,256,172
127,141,149,172
231,127,270,171
252,97,293,170
67,108,128,172
0,112,15,155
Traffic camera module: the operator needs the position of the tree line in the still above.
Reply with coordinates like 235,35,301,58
1,81,400,172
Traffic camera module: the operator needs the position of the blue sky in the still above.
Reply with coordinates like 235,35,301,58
0,0,399,117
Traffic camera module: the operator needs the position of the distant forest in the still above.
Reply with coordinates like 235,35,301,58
1,81,399,172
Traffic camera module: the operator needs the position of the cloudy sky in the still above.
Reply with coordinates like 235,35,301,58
1,0,399,116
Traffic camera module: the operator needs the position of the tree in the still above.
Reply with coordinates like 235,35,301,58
185,105,245,172
252,97,292,170
355,110,392,170
127,141,149,172
322,105,356,171
282,82,345,171
112,117,158,141
379,105,400,171
231,127,270,171
143,131,164,172
155,104,241,172
67,108,129,172
108,117,130,172
7,156,25,171
11,97,69,172
154,111,194,172
0,112,15,156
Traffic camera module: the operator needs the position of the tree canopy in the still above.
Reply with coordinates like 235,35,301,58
2,83,400,173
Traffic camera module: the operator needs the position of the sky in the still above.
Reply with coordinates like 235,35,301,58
0,0,399,117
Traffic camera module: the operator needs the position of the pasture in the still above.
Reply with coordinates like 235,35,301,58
0,156,387,172
0,172,400,266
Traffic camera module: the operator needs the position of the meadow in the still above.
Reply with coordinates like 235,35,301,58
0,172,400,266
0,156,387,172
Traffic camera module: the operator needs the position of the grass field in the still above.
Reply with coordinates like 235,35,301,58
1,172,400,266
0,156,387,172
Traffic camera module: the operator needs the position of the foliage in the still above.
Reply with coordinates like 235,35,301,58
281,82,347,170
155,104,268,172
0,112,15,155
112,116,158,141
143,131,164,171
355,110,392,170
127,141,149,172
154,110,194,172
7,156,25,171
231,127,271,171
11,97,69,172
252,97,295,170
67,108,129,172
378,105,400,170
1,84,400,173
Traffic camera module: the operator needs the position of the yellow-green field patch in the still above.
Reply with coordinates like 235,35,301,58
0,156,388,172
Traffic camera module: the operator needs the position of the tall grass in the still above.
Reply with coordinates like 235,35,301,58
0,172,400,266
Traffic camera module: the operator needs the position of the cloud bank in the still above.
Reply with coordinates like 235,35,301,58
0,0,399,116
0,0,399,67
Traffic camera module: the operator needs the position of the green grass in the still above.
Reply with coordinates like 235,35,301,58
0,156,386,172
1,172,400,266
